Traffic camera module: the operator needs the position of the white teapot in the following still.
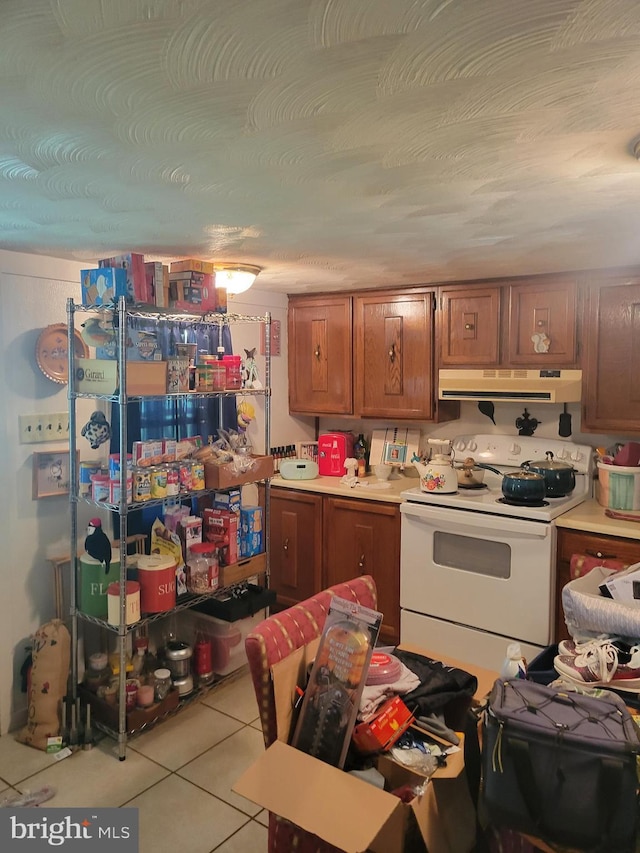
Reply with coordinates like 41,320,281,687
412,440,457,494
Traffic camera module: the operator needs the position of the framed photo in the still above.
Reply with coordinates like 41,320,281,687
260,319,281,356
32,450,75,499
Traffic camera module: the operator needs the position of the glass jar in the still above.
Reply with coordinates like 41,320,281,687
187,542,219,592
153,668,172,702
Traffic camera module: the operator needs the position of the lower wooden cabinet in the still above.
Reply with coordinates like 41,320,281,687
269,488,401,644
323,497,400,645
269,489,323,610
555,527,640,642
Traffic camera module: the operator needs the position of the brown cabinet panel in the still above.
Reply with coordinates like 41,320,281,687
288,295,352,415
555,528,640,642
439,286,501,366
582,275,640,434
508,277,578,366
269,490,323,608
355,289,434,419
323,497,400,644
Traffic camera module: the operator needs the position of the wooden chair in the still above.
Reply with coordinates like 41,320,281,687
245,575,377,853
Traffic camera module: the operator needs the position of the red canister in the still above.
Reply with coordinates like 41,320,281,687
137,554,176,613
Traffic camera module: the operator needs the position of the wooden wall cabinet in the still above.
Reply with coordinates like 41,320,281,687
269,488,401,644
354,288,435,420
555,528,640,642
439,275,579,369
288,295,353,415
269,490,323,610
582,273,640,434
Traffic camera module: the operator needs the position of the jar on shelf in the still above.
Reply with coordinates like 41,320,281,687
153,668,172,702
84,652,111,693
186,542,220,593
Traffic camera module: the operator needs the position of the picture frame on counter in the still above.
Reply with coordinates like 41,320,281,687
32,450,77,499
297,441,319,464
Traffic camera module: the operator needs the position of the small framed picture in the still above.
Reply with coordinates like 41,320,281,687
32,450,75,499
297,441,319,463
383,441,409,465
260,319,281,356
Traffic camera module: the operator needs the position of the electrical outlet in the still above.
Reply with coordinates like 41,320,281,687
19,412,69,444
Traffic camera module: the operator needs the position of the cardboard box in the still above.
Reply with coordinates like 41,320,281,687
204,455,273,489
97,326,163,362
168,274,220,312
202,507,238,566
125,361,167,395
240,505,263,558
234,643,494,853
170,259,215,275
74,358,118,394
144,261,169,308
99,253,148,304
80,267,128,306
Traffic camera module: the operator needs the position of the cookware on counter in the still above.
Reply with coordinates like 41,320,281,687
456,457,486,487
471,461,546,504
523,452,575,497
412,438,458,494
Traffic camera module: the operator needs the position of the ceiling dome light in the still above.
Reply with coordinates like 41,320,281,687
214,264,261,295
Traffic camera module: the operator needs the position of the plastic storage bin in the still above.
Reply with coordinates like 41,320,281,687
597,461,640,511
181,610,265,676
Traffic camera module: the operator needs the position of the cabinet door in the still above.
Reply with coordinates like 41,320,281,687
555,528,640,642
439,286,501,366
582,275,640,434
323,497,400,644
270,489,323,608
508,277,578,366
354,289,434,419
288,295,352,415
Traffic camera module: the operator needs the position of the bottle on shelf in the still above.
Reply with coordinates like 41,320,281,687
354,433,369,475
499,643,527,680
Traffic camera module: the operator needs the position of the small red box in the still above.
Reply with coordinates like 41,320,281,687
352,696,414,754
202,508,238,567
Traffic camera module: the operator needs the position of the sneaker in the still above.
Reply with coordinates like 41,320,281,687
557,636,630,657
554,641,640,691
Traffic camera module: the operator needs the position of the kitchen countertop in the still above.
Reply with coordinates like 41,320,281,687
556,498,640,540
271,470,418,504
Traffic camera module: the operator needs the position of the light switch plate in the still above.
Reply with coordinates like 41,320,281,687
19,412,70,444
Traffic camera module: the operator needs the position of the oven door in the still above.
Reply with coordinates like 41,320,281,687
400,501,555,646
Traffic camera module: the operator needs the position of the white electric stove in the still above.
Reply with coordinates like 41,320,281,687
399,434,594,671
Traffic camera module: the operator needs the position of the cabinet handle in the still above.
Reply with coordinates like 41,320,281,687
586,549,617,559
464,323,474,330
358,553,365,570
388,344,395,362
283,538,289,552
314,345,320,360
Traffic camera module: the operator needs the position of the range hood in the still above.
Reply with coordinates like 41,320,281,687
438,369,583,403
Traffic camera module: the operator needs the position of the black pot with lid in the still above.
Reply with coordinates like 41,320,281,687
522,452,576,497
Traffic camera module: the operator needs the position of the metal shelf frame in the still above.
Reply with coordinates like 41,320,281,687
67,297,271,759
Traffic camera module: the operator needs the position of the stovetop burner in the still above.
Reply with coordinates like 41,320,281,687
497,497,549,508
458,482,488,490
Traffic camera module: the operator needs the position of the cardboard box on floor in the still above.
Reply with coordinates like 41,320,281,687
234,642,497,853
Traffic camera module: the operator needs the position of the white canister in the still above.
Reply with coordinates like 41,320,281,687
107,580,141,626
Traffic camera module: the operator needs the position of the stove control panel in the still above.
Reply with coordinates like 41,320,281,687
452,434,593,475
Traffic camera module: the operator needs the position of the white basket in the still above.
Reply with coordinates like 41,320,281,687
597,462,640,511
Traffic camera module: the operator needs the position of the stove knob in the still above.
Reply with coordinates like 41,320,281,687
453,439,467,452
509,442,521,455
570,449,582,462
467,440,477,452
557,448,570,460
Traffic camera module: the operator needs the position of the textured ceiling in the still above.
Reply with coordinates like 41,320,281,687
2,0,640,294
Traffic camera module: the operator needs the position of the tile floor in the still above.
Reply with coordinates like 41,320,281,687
0,669,268,853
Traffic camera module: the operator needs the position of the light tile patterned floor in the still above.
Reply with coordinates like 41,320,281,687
0,671,268,853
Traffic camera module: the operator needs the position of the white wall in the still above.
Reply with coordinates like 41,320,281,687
0,253,314,736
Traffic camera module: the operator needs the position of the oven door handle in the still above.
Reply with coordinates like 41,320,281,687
400,502,551,538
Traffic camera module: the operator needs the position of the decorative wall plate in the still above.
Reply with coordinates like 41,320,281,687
35,323,89,384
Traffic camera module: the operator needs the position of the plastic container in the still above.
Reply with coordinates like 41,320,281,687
153,668,172,702
182,611,264,676
597,461,640,511
187,542,219,593
499,642,527,680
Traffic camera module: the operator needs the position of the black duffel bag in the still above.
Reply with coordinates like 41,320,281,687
482,678,640,852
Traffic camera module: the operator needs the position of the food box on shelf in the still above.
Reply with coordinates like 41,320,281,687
234,642,495,853
219,553,266,588
98,253,149,304
81,267,128,306
170,259,215,275
204,455,273,489
74,359,167,395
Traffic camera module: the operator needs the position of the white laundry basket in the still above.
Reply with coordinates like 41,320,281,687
562,565,640,641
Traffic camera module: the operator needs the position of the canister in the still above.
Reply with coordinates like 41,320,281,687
149,466,168,500
107,580,141,626
90,472,110,502
79,553,121,618
222,355,242,389
80,462,102,497
167,357,190,393
166,465,180,496
109,476,132,505
133,467,152,502
137,554,176,613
